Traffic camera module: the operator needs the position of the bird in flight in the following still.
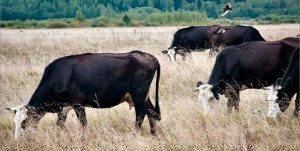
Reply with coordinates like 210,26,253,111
221,3,232,17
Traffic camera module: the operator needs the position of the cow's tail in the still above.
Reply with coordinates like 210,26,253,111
154,62,161,121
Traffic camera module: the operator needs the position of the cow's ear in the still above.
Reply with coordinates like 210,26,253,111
162,50,168,54
275,78,282,86
6,107,17,113
25,105,32,110
194,81,204,92
196,81,204,87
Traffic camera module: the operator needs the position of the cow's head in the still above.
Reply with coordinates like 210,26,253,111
267,85,282,118
6,105,43,139
162,47,177,62
194,81,223,113
267,79,291,118
207,25,226,54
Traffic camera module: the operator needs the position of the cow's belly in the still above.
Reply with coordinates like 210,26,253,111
86,91,133,108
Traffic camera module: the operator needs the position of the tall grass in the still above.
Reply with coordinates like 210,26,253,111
0,25,299,150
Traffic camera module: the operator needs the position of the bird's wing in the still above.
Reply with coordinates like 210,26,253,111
221,10,229,16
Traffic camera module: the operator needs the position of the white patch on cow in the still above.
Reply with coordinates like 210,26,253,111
196,84,218,113
267,87,281,118
167,48,176,62
8,105,28,139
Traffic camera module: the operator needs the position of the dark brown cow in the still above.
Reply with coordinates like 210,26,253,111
267,47,299,118
195,37,299,113
7,50,161,139
162,26,212,62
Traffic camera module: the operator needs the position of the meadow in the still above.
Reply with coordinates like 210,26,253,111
0,24,299,150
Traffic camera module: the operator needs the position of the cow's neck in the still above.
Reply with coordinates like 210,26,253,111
27,85,53,110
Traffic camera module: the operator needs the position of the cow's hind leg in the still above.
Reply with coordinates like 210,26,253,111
131,92,148,132
293,93,299,117
134,102,146,130
73,104,87,127
146,97,158,135
57,106,72,129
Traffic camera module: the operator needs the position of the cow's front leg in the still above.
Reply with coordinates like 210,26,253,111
177,49,189,61
73,105,87,127
56,106,72,129
180,53,187,61
225,87,240,113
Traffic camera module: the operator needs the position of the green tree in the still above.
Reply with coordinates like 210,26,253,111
204,1,218,18
123,14,132,25
148,0,154,7
75,10,85,22
165,0,175,11
1,0,299,23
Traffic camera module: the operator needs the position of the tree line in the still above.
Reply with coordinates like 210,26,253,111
1,0,299,27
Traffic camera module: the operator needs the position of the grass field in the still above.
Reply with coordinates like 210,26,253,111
0,24,299,150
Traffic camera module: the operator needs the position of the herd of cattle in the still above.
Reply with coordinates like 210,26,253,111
6,25,299,139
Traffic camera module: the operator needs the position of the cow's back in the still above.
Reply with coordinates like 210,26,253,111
242,26,265,42
129,50,159,69
281,37,300,49
224,26,265,45
171,26,211,49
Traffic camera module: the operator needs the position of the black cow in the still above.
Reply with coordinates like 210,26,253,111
7,50,161,139
267,48,299,118
162,26,211,62
207,25,265,55
195,37,299,113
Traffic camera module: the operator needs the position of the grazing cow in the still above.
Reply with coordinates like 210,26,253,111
162,26,211,62
195,37,299,113
6,50,161,139
207,25,265,55
267,48,299,118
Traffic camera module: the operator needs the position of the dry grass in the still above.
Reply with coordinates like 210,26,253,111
0,24,299,150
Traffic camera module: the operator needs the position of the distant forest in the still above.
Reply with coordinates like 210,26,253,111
1,0,299,28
